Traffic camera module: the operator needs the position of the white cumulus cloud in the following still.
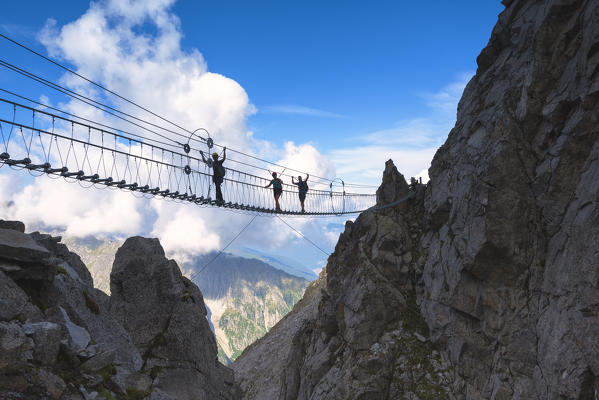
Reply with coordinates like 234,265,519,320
150,200,221,262
328,74,471,186
0,0,467,268
0,0,337,259
1,0,258,256
5,175,147,237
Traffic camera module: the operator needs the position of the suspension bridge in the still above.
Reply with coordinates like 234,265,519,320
0,94,381,216
0,34,385,216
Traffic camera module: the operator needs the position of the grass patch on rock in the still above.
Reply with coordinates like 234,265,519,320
149,365,162,380
83,290,100,314
56,266,68,276
97,363,117,382
97,386,116,400
142,332,168,362
181,289,194,302
126,387,151,400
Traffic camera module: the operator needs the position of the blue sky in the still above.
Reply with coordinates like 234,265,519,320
176,1,504,149
1,1,503,151
0,0,504,276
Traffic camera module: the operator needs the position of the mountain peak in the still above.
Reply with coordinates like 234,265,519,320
375,159,410,206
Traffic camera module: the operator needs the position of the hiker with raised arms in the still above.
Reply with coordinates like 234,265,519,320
200,147,226,204
292,174,309,213
265,171,283,211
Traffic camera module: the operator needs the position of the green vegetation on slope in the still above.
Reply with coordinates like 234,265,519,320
220,307,267,360
193,253,311,362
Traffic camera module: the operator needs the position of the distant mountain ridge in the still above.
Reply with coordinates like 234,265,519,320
60,232,316,287
231,246,318,281
184,252,309,362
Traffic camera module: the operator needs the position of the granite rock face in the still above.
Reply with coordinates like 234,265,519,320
422,0,599,398
0,220,25,233
110,237,238,400
376,159,411,205
235,171,461,400
235,1,599,399
0,225,144,399
0,223,239,400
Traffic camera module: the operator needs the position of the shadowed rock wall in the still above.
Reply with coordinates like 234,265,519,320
0,222,239,400
423,0,599,397
235,1,599,399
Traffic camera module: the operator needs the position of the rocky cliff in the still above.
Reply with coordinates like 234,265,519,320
234,167,461,399
234,1,599,399
0,222,238,400
422,0,599,397
53,235,310,364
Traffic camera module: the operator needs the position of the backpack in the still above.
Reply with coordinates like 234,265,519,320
298,181,308,193
213,161,225,183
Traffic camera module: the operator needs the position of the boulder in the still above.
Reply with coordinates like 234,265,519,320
47,274,142,373
0,228,51,265
0,270,44,322
0,321,32,369
31,232,94,288
0,223,145,398
59,307,90,354
109,237,195,352
110,236,239,400
0,220,25,233
32,368,67,398
22,321,61,366
79,350,116,373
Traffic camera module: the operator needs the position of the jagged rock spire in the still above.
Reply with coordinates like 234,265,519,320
375,159,410,206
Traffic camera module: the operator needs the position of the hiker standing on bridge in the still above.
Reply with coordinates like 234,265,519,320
292,174,309,213
265,172,283,211
200,147,226,204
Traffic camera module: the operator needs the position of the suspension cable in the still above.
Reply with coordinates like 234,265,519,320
0,92,179,150
275,214,330,256
0,34,379,188
0,32,193,136
0,59,196,145
189,214,257,281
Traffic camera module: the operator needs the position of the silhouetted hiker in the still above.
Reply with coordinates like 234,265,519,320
200,147,226,203
292,174,309,213
265,172,283,211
